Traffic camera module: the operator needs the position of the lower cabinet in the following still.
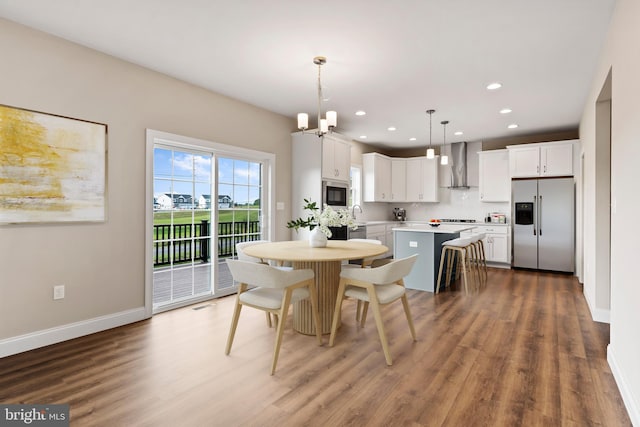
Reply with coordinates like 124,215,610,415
366,224,388,256
461,225,511,265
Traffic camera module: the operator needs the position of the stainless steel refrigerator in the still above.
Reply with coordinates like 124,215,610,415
512,177,574,272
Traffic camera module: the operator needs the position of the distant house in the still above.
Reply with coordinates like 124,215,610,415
154,193,195,210
218,195,232,209
198,195,211,209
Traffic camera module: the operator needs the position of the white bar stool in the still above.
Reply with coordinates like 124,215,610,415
469,232,488,283
436,236,475,293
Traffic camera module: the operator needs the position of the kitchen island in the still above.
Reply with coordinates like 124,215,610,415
393,224,476,292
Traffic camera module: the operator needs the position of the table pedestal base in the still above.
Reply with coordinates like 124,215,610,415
293,260,341,335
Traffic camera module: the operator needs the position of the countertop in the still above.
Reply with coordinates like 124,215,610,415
391,224,477,234
358,220,509,227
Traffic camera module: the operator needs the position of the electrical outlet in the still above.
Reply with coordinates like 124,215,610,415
53,285,65,300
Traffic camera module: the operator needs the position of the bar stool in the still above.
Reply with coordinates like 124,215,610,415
436,237,474,293
469,233,488,283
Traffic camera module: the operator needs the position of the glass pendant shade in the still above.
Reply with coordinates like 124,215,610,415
297,113,309,130
426,148,435,159
320,119,328,133
326,110,337,128
440,155,449,165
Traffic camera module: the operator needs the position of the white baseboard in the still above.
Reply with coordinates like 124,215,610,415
608,344,640,426
583,291,610,323
0,307,148,358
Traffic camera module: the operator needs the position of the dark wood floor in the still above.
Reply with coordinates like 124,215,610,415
0,268,631,426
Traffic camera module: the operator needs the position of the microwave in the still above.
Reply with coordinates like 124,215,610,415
322,181,349,207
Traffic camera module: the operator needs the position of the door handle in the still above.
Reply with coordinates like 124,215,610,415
539,195,542,235
533,195,536,235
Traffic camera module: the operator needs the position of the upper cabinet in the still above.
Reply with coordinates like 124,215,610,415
508,140,576,178
363,153,392,202
405,157,439,202
391,159,407,202
478,149,510,202
364,154,438,203
321,135,351,181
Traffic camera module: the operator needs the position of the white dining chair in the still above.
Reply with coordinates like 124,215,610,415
329,254,418,366
236,240,292,328
225,259,322,375
342,238,384,322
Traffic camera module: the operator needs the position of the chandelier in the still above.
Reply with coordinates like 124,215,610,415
297,56,337,137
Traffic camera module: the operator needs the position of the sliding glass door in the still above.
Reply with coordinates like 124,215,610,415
152,146,213,311
148,130,273,314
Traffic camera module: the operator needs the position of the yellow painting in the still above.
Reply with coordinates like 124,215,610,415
0,105,107,223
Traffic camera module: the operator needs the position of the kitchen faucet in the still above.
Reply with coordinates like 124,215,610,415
351,204,362,220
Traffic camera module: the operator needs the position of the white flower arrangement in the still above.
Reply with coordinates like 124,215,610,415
287,198,358,238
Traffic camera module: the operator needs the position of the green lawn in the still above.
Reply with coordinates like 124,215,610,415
153,209,260,225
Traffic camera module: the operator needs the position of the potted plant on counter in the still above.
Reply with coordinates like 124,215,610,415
287,198,358,247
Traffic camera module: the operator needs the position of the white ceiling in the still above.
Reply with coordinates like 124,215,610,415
0,0,616,149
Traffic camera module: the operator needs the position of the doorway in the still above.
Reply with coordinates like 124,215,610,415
145,130,275,315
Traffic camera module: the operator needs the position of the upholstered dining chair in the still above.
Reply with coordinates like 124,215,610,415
225,259,322,375
235,240,292,328
329,254,418,366
342,238,384,322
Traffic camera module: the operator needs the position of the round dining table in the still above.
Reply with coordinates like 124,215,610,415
242,240,389,335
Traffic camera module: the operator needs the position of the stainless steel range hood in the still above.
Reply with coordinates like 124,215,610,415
448,141,469,188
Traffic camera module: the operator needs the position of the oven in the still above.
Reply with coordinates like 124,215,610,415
322,180,349,208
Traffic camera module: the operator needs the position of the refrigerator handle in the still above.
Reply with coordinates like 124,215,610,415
539,195,542,235
533,195,536,236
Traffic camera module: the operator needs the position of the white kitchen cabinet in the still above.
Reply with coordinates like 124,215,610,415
321,135,351,181
405,157,439,202
478,149,510,202
391,159,406,202
508,140,575,178
363,153,392,202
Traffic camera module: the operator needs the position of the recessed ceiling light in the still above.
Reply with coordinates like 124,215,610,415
486,82,502,90
508,123,519,129
409,137,417,141
359,135,367,139
454,131,463,136
387,127,396,131
500,108,512,114
355,110,366,116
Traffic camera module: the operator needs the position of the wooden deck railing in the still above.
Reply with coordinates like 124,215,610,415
153,220,261,266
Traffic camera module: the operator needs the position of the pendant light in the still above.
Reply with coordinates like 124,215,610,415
426,109,435,159
297,56,337,137
440,120,449,165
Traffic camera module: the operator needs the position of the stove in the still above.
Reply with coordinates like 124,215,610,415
438,219,477,223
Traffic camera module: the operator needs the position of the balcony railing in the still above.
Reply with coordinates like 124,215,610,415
153,220,261,266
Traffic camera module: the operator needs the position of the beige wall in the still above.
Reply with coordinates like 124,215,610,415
0,19,294,341
579,0,640,422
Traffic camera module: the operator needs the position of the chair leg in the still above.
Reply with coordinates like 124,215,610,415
368,288,392,366
360,302,369,328
270,290,293,375
329,278,348,347
460,248,470,293
436,247,448,294
307,280,323,346
400,294,416,341
266,312,272,328
225,297,243,355
356,300,362,321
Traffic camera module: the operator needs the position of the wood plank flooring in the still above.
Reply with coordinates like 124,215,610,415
0,268,631,426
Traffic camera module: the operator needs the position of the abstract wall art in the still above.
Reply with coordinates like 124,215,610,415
0,104,107,224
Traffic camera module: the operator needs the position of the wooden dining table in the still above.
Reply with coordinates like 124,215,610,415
242,240,389,335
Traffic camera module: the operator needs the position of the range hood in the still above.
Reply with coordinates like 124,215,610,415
447,141,469,189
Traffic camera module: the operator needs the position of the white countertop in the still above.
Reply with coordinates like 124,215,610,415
391,224,477,233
